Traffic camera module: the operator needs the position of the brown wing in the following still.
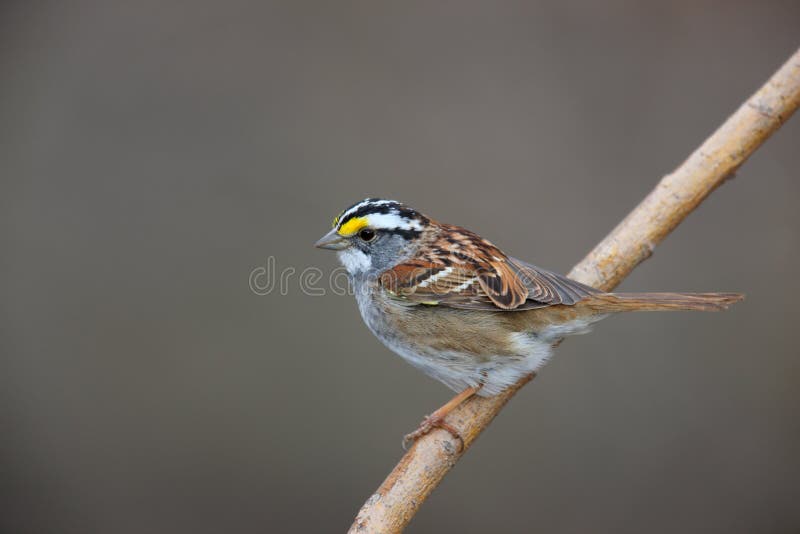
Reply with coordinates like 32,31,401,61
379,256,599,311
507,257,600,305
379,260,494,309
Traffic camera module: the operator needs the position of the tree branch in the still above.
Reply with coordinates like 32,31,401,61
349,48,800,534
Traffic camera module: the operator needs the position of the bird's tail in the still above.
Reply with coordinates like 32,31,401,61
589,292,744,313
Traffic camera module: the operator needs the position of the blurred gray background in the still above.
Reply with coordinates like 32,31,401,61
2,1,799,533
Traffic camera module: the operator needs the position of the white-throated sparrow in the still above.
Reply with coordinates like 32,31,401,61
315,198,742,447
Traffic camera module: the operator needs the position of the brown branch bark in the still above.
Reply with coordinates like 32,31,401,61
349,48,800,534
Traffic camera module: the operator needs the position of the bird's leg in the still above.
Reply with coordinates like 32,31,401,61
402,386,480,451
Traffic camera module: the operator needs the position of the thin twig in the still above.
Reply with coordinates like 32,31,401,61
349,48,800,534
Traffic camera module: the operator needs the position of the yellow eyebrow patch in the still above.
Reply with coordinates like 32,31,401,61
338,216,368,236
332,210,345,228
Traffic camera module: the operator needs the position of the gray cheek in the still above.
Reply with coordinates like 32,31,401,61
337,234,419,276
365,234,417,273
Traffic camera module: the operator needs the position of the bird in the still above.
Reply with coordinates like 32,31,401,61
315,198,743,448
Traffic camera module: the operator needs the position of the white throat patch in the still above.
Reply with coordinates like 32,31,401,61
337,248,372,274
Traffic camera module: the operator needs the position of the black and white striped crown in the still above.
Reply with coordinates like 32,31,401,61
333,198,428,237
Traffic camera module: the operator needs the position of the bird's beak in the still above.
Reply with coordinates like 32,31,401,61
314,229,349,250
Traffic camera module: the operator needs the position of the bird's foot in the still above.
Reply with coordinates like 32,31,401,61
402,413,463,451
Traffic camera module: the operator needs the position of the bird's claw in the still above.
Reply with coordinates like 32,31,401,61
402,414,464,451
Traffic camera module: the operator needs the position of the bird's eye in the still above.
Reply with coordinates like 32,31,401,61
358,228,376,242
